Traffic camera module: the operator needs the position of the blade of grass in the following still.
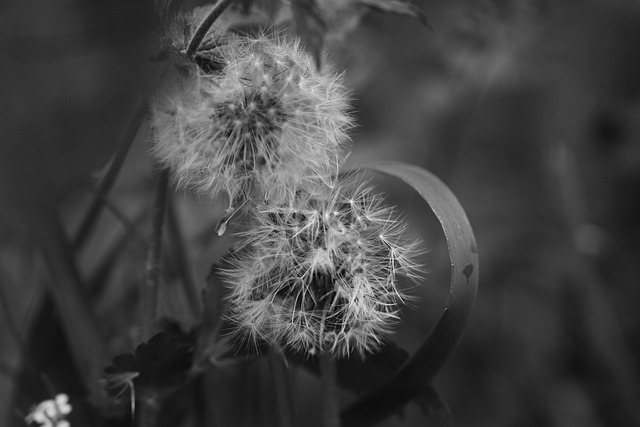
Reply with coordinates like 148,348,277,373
320,353,340,427
140,169,170,341
30,211,108,401
73,101,148,251
88,206,149,298
166,196,201,316
341,161,479,426
0,270,29,357
269,353,295,427
137,169,169,427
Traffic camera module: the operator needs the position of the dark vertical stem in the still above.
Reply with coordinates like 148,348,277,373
140,169,169,341
269,353,295,427
137,170,169,427
73,101,147,251
320,353,340,427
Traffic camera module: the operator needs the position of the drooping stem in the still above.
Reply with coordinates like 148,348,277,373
185,0,235,57
320,353,340,427
140,169,169,341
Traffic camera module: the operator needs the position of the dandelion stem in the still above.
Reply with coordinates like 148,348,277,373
320,353,340,427
185,0,235,57
269,353,295,427
141,169,169,340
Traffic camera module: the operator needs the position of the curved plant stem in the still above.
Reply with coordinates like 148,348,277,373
341,161,479,426
185,0,235,57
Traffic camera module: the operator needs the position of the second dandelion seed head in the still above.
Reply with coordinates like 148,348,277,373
225,181,422,357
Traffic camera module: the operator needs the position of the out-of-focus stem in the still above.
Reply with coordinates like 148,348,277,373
320,353,340,427
140,169,169,341
73,101,147,251
269,353,295,427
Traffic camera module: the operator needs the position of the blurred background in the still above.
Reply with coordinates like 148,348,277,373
2,0,640,426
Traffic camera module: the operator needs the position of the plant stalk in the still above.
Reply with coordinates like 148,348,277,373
320,353,340,427
269,353,295,427
73,101,148,251
140,169,169,341
185,0,235,57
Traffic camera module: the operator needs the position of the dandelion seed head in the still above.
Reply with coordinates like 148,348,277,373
225,180,422,357
151,31,353,209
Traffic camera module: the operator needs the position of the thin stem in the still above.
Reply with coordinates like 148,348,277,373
0,271,28,355
320,353,340,427
0,270,44,388
73,63,169,252
31,211,107,399
167,198,201,316
88,206,149,297
185,0,235,57
140,169,170,341
73,101,148,251
269,353,295,427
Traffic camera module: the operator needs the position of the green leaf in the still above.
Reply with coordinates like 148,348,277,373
359,0,431,29
341,161,478,426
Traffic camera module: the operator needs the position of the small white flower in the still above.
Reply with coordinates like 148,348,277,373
25,394,72,427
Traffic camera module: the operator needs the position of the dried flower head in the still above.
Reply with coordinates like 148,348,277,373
151,32,353,209
224,180,422,357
